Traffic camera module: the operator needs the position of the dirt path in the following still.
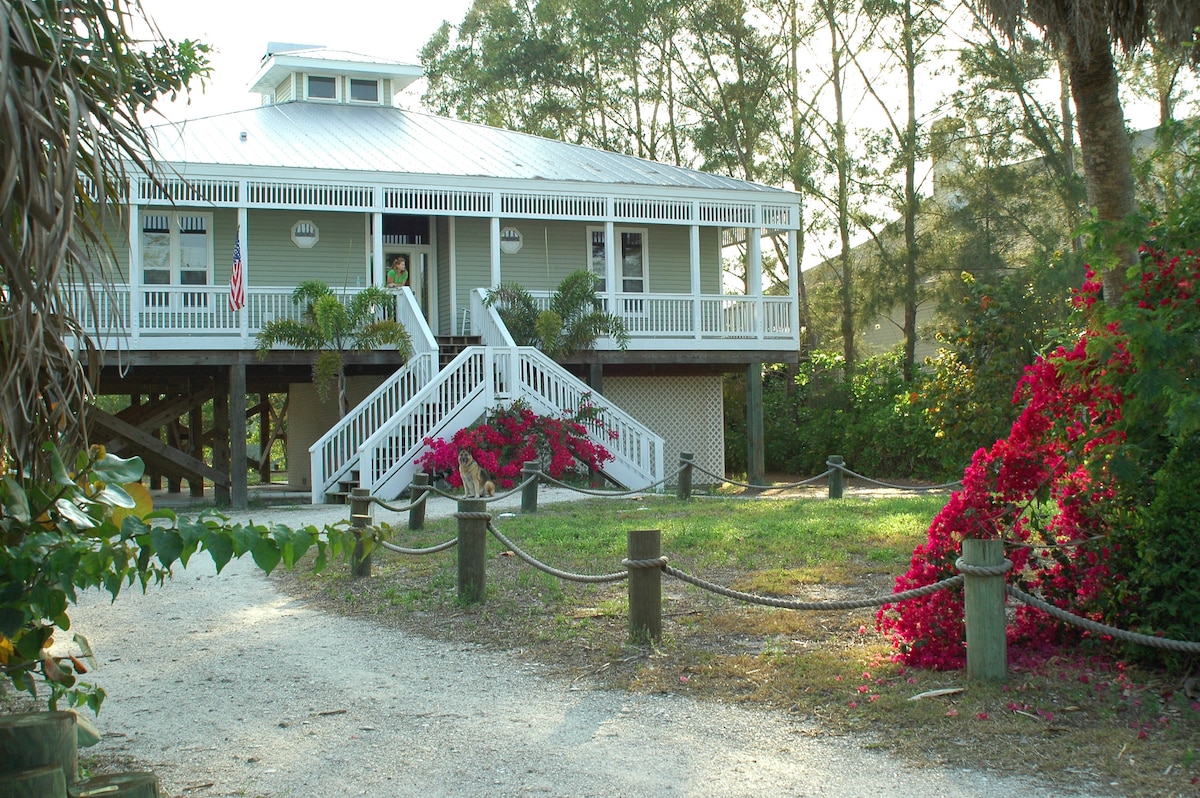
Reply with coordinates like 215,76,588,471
61,493,1099,797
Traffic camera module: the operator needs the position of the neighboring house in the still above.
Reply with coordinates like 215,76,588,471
84,45,802,506
810,119,1183,363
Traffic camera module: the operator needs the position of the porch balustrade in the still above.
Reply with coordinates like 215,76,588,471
63,284,796,351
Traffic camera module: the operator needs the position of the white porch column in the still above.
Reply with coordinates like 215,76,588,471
604,218,616,312
449,216,460,334
748,217,763,340
788,229,800,342
748,223,763,296
490,213,502,287
238,206,249,339
372,211,384,287
128,201,141,342
689,222,702,340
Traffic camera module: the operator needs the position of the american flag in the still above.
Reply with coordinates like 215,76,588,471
229,236,245,312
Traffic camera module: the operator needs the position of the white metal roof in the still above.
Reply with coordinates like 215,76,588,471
146,102,796,199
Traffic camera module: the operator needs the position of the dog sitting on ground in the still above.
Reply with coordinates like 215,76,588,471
458,449,496,498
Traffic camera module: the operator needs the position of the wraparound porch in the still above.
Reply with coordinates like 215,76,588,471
66,284,800,354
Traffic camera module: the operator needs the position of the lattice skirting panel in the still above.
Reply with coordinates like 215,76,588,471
603,375,725,486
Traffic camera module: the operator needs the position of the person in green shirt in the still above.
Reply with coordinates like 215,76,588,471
386,254,409,288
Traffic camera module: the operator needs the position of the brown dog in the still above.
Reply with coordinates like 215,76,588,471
458,449,496,497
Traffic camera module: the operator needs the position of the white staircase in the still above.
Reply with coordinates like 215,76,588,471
310,290,665,503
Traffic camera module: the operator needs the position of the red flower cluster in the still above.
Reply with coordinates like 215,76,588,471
878,247,1200,670
415,400,615,489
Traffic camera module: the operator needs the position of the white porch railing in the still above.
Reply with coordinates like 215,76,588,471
65,284,795,352
470,288,518,348
355,344,664,501
329,292,664,502
306,288,437,502
356,346,505,501
63,284,414,350
526,290,795,349
516,347,663,490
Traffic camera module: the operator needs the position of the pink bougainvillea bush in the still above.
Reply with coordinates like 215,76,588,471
415,399,616,490
879,245,1200,670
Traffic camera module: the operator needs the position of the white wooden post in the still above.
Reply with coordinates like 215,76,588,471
690,220,702,340
788,228,800,340
489,202,502,288
372,210,384,287
128,201,142,342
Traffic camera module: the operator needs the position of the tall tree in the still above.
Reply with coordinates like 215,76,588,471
0,0,209,477
808,0,867,373
421,0,690,161
971,0,1200,302
853,0,949,380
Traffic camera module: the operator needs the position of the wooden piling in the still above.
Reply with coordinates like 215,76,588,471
963,538,1008,681
521,462,539,513
676,451,694,500
349,487,372,578
457,498,488,603
628,529,662,643
409,472,430,531
828,455,844,499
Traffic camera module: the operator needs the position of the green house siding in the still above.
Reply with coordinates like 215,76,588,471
494,220,582,292
453,217,491,317
98,216,132,281
243,210,369,287
483,220,724,295
212,209,238,283
436,219,453,335
700,229,721,294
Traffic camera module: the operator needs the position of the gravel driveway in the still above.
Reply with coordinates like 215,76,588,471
61,491,1103,797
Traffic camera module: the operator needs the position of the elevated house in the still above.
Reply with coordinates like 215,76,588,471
86,46,802,506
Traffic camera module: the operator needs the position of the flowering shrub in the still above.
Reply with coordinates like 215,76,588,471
415,398,616,489
878,245,1200,670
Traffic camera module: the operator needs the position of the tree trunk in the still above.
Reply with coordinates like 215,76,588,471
1063,26,1136,303
902,0,919,381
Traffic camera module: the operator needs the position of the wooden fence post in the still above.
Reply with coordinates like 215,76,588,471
963,538,1007,681
457,498,488,603
521,462,539,513
349,488,372,578
409,472,430,531
628,529,662,643
828,455,844,499
677,451,694,500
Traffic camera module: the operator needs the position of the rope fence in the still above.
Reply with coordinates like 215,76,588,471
342,453,1199,680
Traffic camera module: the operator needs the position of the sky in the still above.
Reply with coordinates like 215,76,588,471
136,0,476,122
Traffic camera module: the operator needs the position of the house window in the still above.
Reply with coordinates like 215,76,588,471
139,212,212,308
292,220,320,248
587,226,647,293
307,75,337,100
349,78,379,103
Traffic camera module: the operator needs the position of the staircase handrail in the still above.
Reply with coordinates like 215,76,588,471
358,346,512,496
470,288,517,348
515,346,664,490
308,289,439,502
396,286,437,361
